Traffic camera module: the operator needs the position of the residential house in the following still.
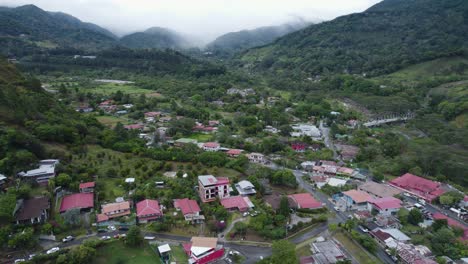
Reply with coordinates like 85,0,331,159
432,212,468,241
183,237,224,264
198,175,230,203
288,193,322,210
235,180,256,196
311,175,329,189
290,124,321,139
310,239,346,264
327,177,347,187
339,190,372,211
174,198,204,223
136,199,163,223
99,201,131,220
393,242,437,264
124,124,144,130
301,161,316,172
174,138,198,147
367,197,402,216
389,173,446,202
60,193,94,213
291,142,307,153
358,181,402,199
17,159,59,184
208,120,220,127
14,197,50,225
79,181,95,193
226,149,243,158
158,244,171,263
202,142,220,152
221,196,254,212
247,153,267,164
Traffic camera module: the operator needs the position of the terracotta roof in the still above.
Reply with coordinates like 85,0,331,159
136,199,161,217
221,196,249,211
60,193,94,212
389,173,445,201
203,142,220,148
124,124,144,130
288,193,322,209
372,229,392,241
15,197,49,221
368,197,402,210
227,149,243,155
101,201,130,214
174,198,201,215
96,213,109,222
343,190,372,203
191,237,218,248
79,181,95,189
358,181,402,198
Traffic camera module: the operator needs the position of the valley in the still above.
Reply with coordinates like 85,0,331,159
0,1,467,264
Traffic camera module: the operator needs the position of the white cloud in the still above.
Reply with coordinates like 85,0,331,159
0,0,381,42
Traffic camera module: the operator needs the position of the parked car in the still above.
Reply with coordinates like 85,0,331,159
97,229,108,233
100,236,111,240
118,226,129,231
46,247,60,254
108,225,116,231
358,225,369,233
28,254,36,260
62,235,74,243
14,259,26,263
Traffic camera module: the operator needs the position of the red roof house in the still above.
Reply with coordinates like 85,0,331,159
79,181,95,193
136,199,163,223
368,197,402,216
226,149,243,157
389,173,445,202
174,198,204,222
60,193,94,213
288,193,322,209
291,142,307,152
144,111,161,118
202,142,220,151
220,196,253,212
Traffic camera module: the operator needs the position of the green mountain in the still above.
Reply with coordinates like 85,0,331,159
206,21,310,57
0,4,117,54
239,0,468,76
120,27,190,50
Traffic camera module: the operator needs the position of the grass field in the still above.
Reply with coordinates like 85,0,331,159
334,232,383,264
188,133,213,142
92,241,159,264
95,115,130,127
87,83,156,95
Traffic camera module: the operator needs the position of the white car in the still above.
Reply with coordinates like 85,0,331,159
14,259,26,263
46,247,60,254
62,235,74,242
100,236,111,240
108,225,116,231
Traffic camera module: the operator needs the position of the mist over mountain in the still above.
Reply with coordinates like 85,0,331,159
120,27,190,50
206,20,312,57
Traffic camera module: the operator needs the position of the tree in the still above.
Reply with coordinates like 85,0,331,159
56,173,72,187
278,196,290,218
270,240,298,264
234,222,248,236
397,208,409,225
408,209,423,225
432,219,448,232
126,226,143,246
431,227,458,258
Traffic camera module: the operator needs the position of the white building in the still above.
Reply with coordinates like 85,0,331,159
247,153,267,164
290,124,321,139
235,180,256,196
17,159,59,184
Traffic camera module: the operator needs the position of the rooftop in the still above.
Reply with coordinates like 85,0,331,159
101,201,130,214
203,142,220,148
288,193,322,209
221,196,251,211
15,197,49,221
369,197,402,210
191,237,218,248
174,198,201,215
358,181,402,198
136,199,161,217
59,193,94,213
79,181,95,189
198,175,229,186
342,189,372,203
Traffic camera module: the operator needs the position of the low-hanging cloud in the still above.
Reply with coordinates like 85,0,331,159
0,0,381,43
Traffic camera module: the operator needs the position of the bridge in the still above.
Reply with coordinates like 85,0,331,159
363,112,415,127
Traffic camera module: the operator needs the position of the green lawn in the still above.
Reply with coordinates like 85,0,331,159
95,115,130,128
170,245,189,263
334,232,383,264
188,133,213,142
92,241,160,264
87,83,156,95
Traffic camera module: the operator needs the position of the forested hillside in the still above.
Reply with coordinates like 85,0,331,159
120,27,190,50
0,5,116,54
206,21,310,57
239,0,468,76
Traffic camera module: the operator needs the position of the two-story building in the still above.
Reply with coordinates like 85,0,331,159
136,199,163,223
17,159,59,184
247,153,267,164
98,201,131,221
174,198,204,223
198,175,230,203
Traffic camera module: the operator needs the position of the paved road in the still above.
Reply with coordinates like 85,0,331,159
404,196,467,228
319,120,338,160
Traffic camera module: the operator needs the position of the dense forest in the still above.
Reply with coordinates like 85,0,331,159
238,0,468,76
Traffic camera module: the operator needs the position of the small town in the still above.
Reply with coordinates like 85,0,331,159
0,0,468,264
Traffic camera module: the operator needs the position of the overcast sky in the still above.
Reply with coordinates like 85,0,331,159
0,0,381,42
